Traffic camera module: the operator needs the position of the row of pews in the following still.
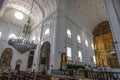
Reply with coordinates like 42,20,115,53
0,72,51,80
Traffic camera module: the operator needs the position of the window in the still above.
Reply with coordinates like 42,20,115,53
0,32,1,38
67,29,71,38
38,37,40,42
14,11,24,20
91,43,94,49
45,28,50,35
32,36,36,41
85,40,88,47
67,47,72,60
93,56,96,64
77,35,81,43
9,34,16,39
78,51,82,62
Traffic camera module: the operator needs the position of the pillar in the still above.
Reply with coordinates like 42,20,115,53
105,0,120,65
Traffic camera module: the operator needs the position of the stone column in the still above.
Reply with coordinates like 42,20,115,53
105,0,120,65
32,24,43,71
50,0,67,70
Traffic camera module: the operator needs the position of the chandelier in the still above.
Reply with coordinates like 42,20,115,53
8,0,37,53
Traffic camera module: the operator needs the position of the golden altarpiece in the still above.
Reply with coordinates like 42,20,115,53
0,48,13,72
93,21,119,68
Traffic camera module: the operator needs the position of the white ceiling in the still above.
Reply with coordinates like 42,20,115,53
0,0,56,28
65,0,108,32
0,8,31,27
0,0,108,33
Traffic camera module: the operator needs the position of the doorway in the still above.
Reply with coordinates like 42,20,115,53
15,64,20,71
15,59,22,71
39,41,50,74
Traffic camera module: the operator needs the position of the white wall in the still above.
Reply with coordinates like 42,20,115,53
32,1,96,71
0,20,30,71
0,40,29,71
31,11,57,72
0,0,96,72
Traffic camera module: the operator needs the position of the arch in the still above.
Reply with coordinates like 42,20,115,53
41,41,50,51
0,48,13,71
9,34,16,39
27,51,34,68
44,28,50,35
93,21,119,68
39,41,50,74
16,59,22,65
15,59,22,71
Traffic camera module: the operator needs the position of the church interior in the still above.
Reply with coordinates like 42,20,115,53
0,0,120,80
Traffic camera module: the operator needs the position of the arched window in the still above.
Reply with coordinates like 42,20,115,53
67,47,72,60
91,43,94,49
85,40,88,47
67,29,71,38
77,35,81,43
78,51,82,62
32,36,36,41
45,28,50,35
9,34,16,38
0,32,1,38
93,56,96,64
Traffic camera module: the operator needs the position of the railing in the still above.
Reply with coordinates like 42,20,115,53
1,70,120,80
52,69,120,80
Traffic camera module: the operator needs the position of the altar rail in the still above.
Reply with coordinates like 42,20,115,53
52,69,120,80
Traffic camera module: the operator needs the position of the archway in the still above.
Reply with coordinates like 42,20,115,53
27,51,34,69
0,48,13,72
15,59,22,71
93,21,119,68
39,41,50,74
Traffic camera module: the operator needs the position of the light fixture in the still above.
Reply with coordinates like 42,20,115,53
8,0,37,53
14,11,24,20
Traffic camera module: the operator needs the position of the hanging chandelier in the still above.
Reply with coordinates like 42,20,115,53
8,0,37,53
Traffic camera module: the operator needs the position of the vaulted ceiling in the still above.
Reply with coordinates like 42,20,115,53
0,0,108,33
0,0,57,27
65,0,108,32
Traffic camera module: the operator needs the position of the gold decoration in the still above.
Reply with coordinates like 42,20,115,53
93,21,119,68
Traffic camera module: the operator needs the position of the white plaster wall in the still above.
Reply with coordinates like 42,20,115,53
52,0,96,69
0,20,30,71
31,12,57,72
64,15,95,66
0,40,29,71
32,4,96,71
0,0,96,72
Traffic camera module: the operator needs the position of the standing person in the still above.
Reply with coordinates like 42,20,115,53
84,64,88,78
